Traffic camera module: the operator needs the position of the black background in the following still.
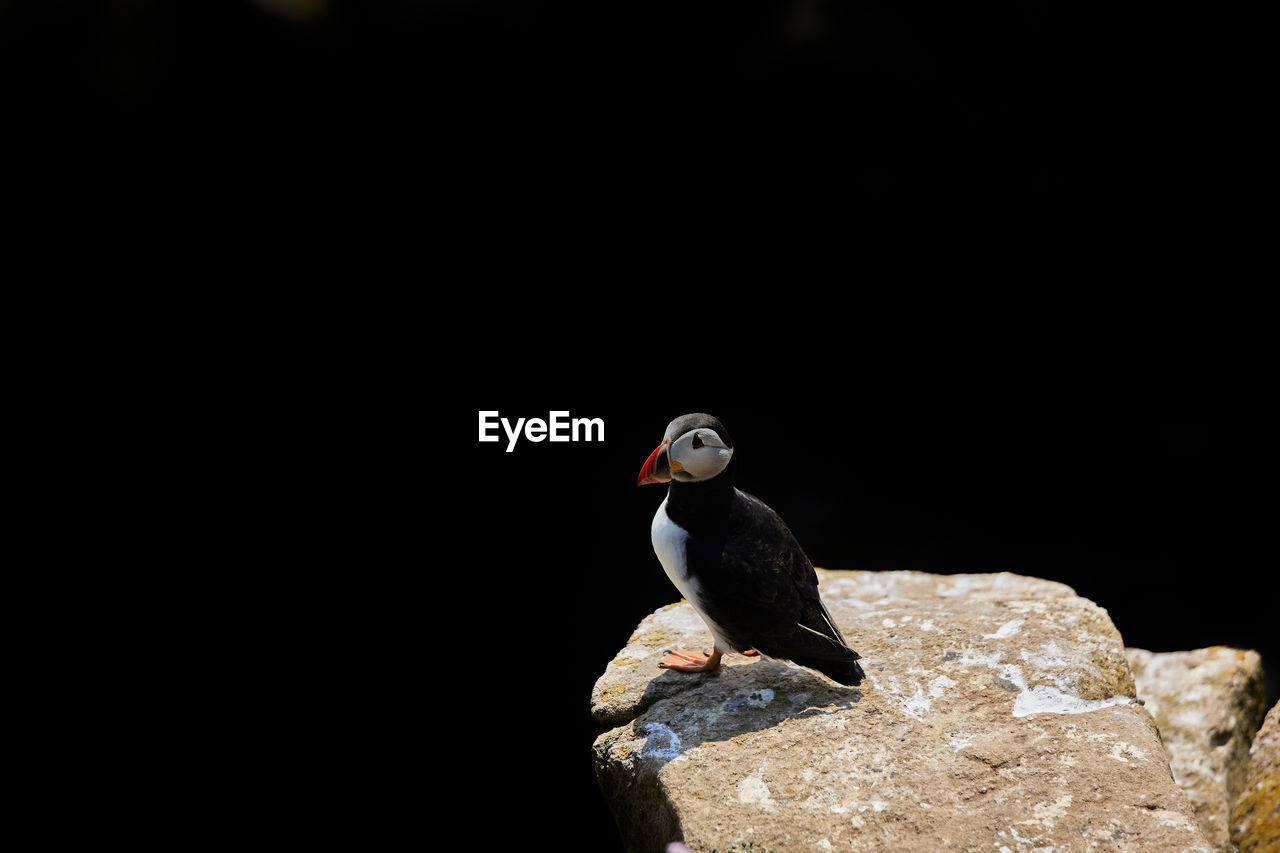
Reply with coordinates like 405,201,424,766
6,2,1267,849
3,0,1263,219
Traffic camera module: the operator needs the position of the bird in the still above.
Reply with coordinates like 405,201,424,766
636,413,865,686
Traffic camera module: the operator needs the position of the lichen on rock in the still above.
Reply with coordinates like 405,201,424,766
1231,700,1279,852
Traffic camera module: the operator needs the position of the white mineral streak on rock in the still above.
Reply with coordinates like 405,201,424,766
984,618,1024,639
1003,659,1132,718
868,671,934,720
1020,640,1072,669
737,772,775,810
927,674,956,698
1031,793,1072,824
640,722,685,762
947,648,1131,718
948,645,1003,669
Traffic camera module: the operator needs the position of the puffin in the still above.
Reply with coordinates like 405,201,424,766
636,413,866,686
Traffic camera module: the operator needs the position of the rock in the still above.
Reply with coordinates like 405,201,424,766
1125,646,1268,850
592,570,1213,853
1231,701,1279,852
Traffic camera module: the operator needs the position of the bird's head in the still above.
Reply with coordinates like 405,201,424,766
637,413,734,486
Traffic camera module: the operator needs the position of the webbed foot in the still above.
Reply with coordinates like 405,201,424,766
659,649,723,672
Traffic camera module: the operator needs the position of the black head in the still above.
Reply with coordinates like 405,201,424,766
637,413,735,486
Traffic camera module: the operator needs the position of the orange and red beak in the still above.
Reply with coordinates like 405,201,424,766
637,438,671,486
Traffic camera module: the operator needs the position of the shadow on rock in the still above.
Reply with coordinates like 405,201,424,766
628,658,861,767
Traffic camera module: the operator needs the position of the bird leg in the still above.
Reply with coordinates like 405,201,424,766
659,649,723,672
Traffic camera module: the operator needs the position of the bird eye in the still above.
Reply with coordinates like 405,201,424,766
691,433,704,449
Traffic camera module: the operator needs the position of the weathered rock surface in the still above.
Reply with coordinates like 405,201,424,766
1125,646,1268,850
1231,701,1279,852
592,570,1213,853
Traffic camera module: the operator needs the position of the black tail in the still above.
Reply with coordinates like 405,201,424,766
816,656,865,687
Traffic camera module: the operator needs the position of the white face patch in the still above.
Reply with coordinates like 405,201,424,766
667,427,733,482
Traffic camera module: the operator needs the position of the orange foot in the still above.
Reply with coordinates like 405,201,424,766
742,649,759,656
659,649,723,672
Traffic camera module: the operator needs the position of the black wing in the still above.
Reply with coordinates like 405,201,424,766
697,490,864,684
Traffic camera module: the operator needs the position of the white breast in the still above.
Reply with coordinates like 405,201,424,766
650,497,732,650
